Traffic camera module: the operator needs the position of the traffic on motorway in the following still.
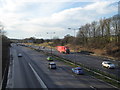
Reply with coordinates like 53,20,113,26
16,43,120,77
7,43,119,89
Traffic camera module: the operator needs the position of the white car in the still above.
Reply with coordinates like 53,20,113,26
18,53,22,57
102,61,115,69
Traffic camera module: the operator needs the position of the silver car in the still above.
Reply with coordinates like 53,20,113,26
102,61,115,69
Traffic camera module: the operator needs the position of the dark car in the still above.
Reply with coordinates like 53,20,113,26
18,53,22,57
48,62,56,69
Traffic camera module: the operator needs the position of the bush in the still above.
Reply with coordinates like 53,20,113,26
106,43,120,58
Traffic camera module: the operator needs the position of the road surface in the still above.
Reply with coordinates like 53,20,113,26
6,45,118,89
34,46,120,78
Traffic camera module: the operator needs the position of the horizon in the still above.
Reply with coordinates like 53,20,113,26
0,0,119,39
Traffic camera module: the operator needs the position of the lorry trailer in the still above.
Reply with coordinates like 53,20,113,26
56,46,70,54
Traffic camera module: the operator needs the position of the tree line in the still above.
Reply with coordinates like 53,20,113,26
52,14,120,58
16,14,120,58
76,15,120,48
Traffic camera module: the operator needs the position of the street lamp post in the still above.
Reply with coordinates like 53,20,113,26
46,32,55,56
68,28,80,65
35,34,41,39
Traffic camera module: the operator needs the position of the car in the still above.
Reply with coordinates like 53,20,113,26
18,53,22,57
72,67,84,75
48,62,56,69
47,56,53,61
102,61,115,69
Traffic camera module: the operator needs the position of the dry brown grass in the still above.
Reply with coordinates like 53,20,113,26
66,44,119,60
25,42,120,60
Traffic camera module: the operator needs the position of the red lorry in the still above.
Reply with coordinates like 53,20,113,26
56,46,70,54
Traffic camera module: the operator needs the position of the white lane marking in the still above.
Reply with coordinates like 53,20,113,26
91,76,119,89
28,63,48,89
90,86,97,90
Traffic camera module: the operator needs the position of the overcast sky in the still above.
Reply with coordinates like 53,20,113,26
0,0,119,39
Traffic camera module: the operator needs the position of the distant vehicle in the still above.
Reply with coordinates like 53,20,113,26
72,67,84,75
48,62,56,69
42,46,45,49
102,61,115,69
25,45,28,47
47,56,53,61
28,45,32,47
18,53,22,57
56,46,70,54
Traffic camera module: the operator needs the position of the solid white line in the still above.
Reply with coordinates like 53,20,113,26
91,76,119,89
28,63,48,89
90,86,97,90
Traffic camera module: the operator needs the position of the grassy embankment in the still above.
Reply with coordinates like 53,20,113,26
25,42,120,61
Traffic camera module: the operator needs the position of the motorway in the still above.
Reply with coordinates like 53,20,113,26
6,45,118,89
33,46,120,78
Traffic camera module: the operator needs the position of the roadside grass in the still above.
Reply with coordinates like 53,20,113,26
94,74,120,88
